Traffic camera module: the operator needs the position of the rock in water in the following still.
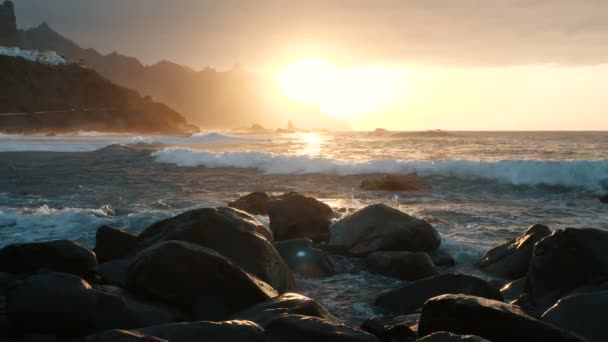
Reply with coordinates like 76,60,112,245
274,238,334,277
127,241,277,314
136,207,292,292
228,191,272,215
360,174,430,191
0,240,97,278
375,274,502,314
329,204,441,256
265,314,380,342
416,332,490,341
267,192,334,242
418,294,585,342
542,290,608,342
366,251,438,281
94,226,138,263
478,224,550,279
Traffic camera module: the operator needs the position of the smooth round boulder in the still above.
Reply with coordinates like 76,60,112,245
360,174,430,191
267,192,334,242
416,332,490,341
265,314,380,342
478,224,550,279
361,316,416,342
136,207,291,292
135,320,266,342
0,240,97,278
94,226,138,263
85,329,166,342
375,274,503,314
228,192,272,215
127,241,277,314
329,204,441,256
367,251,438,281
274,239,334,278
418,294,585,342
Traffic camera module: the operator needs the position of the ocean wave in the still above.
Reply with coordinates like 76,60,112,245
128,132,256,145
152,148,608,190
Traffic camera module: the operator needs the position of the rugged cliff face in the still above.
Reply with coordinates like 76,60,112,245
0,0,18,47
0,55,197,134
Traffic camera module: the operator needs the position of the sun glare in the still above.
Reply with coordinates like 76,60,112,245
275,58,408,118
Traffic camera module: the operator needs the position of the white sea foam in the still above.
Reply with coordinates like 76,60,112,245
152,148,608,190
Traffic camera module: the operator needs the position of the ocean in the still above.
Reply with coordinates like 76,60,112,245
0,130,607,324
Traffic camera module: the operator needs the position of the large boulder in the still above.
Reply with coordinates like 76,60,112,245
478,224,551,279
367,251,438,281
85,329,166,342
274,239,334,277
232,292,340,328
127,241,277,314
265,314,380,342
0,240,97,278
328,204,441,256
500,277,526,303
6,272,178,337
267,192,334,241
375,274,503,314
360,316,417,342
524,228,608,312
419,294,585,342
94,226,138,263
136,207,292,292
416,332,490,342
360,174,430,191
228,192,272,215
542,290,608,342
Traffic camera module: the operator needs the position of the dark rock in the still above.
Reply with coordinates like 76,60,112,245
94,226,138,263
415,332,490,341
428,249,455,267
375,274,503,314
232,292,340,328
525,228,608,312
136,320,266,342
127,241,277,314
136,207,292,292
6,272,178,337
329,204,441,256
85,329,166,342
542,290,608,342
478,224,551,279
367,251,438,281
266,192,333,242
360,174,430,191
361,316,416,342
599,195,608,204
500,277,526,303
418,294,585,342
0,240,97,278
265,314,380,342
274,238,334,277
0,1,19,47
95,258,131,288
228,191,272,216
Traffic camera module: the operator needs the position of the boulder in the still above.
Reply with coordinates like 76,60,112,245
599,195,608,204
228,191,272,215
500,277,526,303
6,272,178,337
375,274,503,314
95,258,131,288
328,204,441,256
429,249,456,267
136,320,265,342
360,174,430,191
478,224,551,279
267,192,334,241
85,329,166,342
361,316,416,342
127,241,277,314
232,292,340,328
136,207,291,292
418,294,585,342
265,314,380,342
367,251,438,281
0,240,97,278
416,332,490,341
274,239,334,277
94,226,138,263
525,228,608,312
542,290,608,342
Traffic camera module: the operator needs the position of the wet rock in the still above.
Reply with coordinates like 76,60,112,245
0,240,97,278
525,228,608,312
274,238,334,277
267,192,334,242
127,241,277,314
500,277,527,303
85,329,166,342
599,195,608,204
265,314,380,342
329,204,441,256
231,292,340,328
367,251,438,281
136,207,292,292
418,294,585,342
416,332,490,341
361,316,416,342
375,274,503,314
94,226,138,263
136,320,265,342
95,258,131,288
228,191,272,215
360,174,430,191
478,224,551,279
428,249,455,267
542,290,608,342
6,272,177,337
